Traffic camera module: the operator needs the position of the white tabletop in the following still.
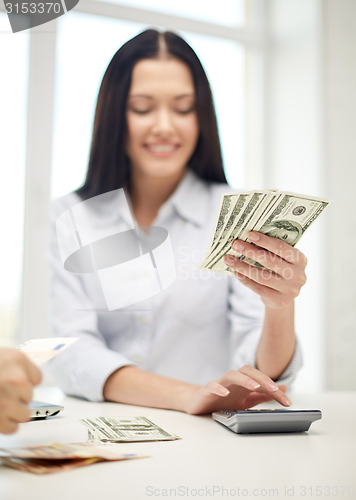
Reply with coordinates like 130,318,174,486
0,389,355,500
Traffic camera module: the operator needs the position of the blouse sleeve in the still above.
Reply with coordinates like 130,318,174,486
46,195,135,402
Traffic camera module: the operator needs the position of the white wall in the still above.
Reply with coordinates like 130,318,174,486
324,0,356,390
265,0,356,391
21,23,57,342
264,0,325,392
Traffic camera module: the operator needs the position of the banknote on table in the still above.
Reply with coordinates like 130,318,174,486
0,442,148,474
18,337,78,366
81,416,181,442
200,190,329,274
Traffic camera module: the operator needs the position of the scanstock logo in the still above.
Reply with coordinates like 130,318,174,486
4,0,79,33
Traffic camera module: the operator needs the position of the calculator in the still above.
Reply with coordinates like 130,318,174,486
29,401,64,420
212,409,322,434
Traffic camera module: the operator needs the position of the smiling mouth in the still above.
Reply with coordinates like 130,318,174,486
146,144,179,153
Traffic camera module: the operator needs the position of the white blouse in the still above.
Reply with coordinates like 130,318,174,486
47,170,302,401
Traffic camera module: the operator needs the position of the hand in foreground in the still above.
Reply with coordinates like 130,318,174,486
0,348,42,434
185,365,290,415
224,231,307,310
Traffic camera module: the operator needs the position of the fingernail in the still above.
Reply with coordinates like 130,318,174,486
282,395,292,406
232,240,245,252
248,232,260,242
224,255,236,265
217,387,230,396
247,380,261,390
267,382,279,392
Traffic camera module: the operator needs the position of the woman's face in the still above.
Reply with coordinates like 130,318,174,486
126,57,199,183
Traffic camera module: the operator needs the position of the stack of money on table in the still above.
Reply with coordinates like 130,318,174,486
0,442,147,474
81,416,180,442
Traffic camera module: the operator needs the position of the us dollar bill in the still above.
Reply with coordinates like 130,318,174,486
203,193,251,264
201,191,273,271
200,190,329,274
209,193,235,249
81,416,180,442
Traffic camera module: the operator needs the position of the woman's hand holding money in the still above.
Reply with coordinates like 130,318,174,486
224,231,307,310
223,230,306,381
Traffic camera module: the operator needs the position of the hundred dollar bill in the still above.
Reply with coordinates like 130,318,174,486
208,193,236,250
201,190,329,274
81,416,180,442
203,193,251,264
18,337,78,366
201,191,274,271
0,442,147,474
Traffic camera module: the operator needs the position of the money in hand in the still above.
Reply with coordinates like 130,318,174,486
200,190,329,274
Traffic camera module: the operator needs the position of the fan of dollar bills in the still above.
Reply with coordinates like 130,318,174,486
200,190,329,274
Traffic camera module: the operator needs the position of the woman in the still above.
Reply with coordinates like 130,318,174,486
48,29,306,414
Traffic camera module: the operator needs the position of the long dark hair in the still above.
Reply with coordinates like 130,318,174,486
76,29,227,200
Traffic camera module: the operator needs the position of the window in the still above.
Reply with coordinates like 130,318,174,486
0,13,29,345
51,14,146,198
180,32,245,188
94,0,245,28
